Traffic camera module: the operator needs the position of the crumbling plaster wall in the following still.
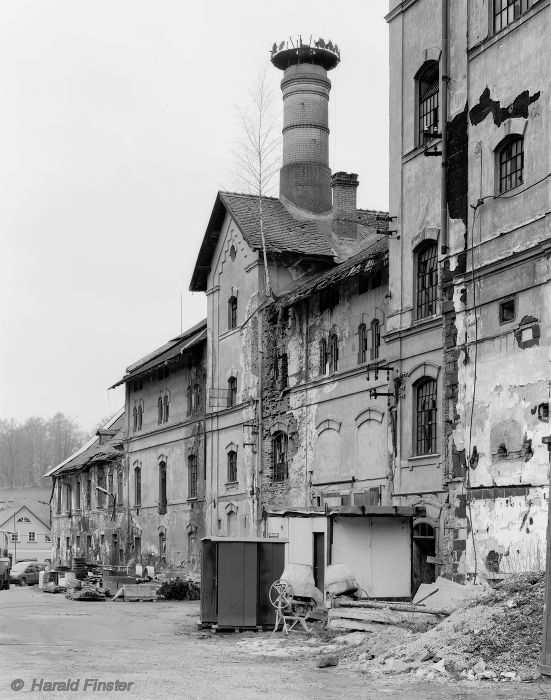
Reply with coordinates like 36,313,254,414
442,0,551,581
260,273,390,512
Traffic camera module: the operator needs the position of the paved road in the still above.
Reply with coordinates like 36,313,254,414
0,587,548,699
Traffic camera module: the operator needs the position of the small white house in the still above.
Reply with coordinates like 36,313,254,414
0,505,51,563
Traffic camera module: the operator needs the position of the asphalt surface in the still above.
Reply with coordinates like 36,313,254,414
1,586,549,699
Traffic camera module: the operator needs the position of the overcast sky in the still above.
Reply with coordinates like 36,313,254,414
0,0,389,432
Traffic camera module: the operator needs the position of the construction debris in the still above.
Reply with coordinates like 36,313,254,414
346,572,544,682
328,606,441,633
412,576,485,611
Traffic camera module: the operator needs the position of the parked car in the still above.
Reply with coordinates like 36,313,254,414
9,561,45,586
0,558,10,589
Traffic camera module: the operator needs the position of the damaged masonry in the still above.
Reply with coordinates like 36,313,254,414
41,2,551,689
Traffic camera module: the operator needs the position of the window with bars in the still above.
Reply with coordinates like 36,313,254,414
329,334,339,373
272,432,288,482
358,323,367,364
227,450,237,483
188,455,198,498
415,379,438,455
134,466,141,506
319,338,328,375
494,0,534,31
227,377,237,407
370,319,381,360
498,137,524,193
416,242,438,319
228,296,238,330
417,62,439,145
86,479,92,509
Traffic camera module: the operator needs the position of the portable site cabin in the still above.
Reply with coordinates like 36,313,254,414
200,537,287,629
265,505,425,600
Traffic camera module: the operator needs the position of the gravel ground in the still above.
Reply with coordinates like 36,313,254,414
0,587,548,700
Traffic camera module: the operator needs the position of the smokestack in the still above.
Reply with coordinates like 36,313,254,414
271,38,340,214
332,172,359,239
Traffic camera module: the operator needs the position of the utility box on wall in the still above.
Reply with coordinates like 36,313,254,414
200,537,286,629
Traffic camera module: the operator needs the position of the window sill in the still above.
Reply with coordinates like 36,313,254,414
407,454,441,470
468,0,549,60
402,140,441,164
219,327,241,341
225,481,239,488
187,497,198,503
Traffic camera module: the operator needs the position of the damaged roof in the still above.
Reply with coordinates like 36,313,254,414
189,191,387,292
109,318,207,389
45,409,125,478
274,236,388,309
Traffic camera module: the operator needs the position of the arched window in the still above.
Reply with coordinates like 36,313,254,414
133,406,138,432
415,379,437,455
329,334,339,373
370,319,381,360
188,454,198,498
228,296,238,330
192,384,200,413
228,376,237,408
227,450,238,483
97,469,105,508
134,465,141,506
158,461,167,513
186,385,192,415
137,404,143,431
417,61,439,145
157,397,163,425
163,394,169,422
358,323,367,364
416,242,438,319
279,353,288,390
319,338,328,375
272,431,288,482
498,136,524,194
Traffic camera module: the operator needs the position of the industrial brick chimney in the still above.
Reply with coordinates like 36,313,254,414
271,38,340,214
332,171,359,239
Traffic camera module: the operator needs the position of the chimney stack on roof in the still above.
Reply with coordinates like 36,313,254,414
271,38,340,214
331,172,359,239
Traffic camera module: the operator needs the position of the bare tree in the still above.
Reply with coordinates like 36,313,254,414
232,70,282,297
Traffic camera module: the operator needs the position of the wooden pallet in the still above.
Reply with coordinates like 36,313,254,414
198,622,268,633
112,584,158,602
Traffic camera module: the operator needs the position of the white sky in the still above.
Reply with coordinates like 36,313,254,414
0,0,389,431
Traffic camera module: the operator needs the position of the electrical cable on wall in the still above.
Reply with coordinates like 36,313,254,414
465,201,483,581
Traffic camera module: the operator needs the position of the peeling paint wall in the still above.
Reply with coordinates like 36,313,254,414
259,269,390,512
441,0,551,580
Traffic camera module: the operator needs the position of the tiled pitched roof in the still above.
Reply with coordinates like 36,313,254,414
110,320,207,389
48,413,126,476
274,236,389,308
220,192,335,257
189,190,389,292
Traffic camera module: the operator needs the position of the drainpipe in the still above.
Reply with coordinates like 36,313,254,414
440,0,449,255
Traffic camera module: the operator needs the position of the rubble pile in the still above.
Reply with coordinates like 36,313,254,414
348,572,545,683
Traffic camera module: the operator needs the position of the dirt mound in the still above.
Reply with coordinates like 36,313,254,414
347,572,545,683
